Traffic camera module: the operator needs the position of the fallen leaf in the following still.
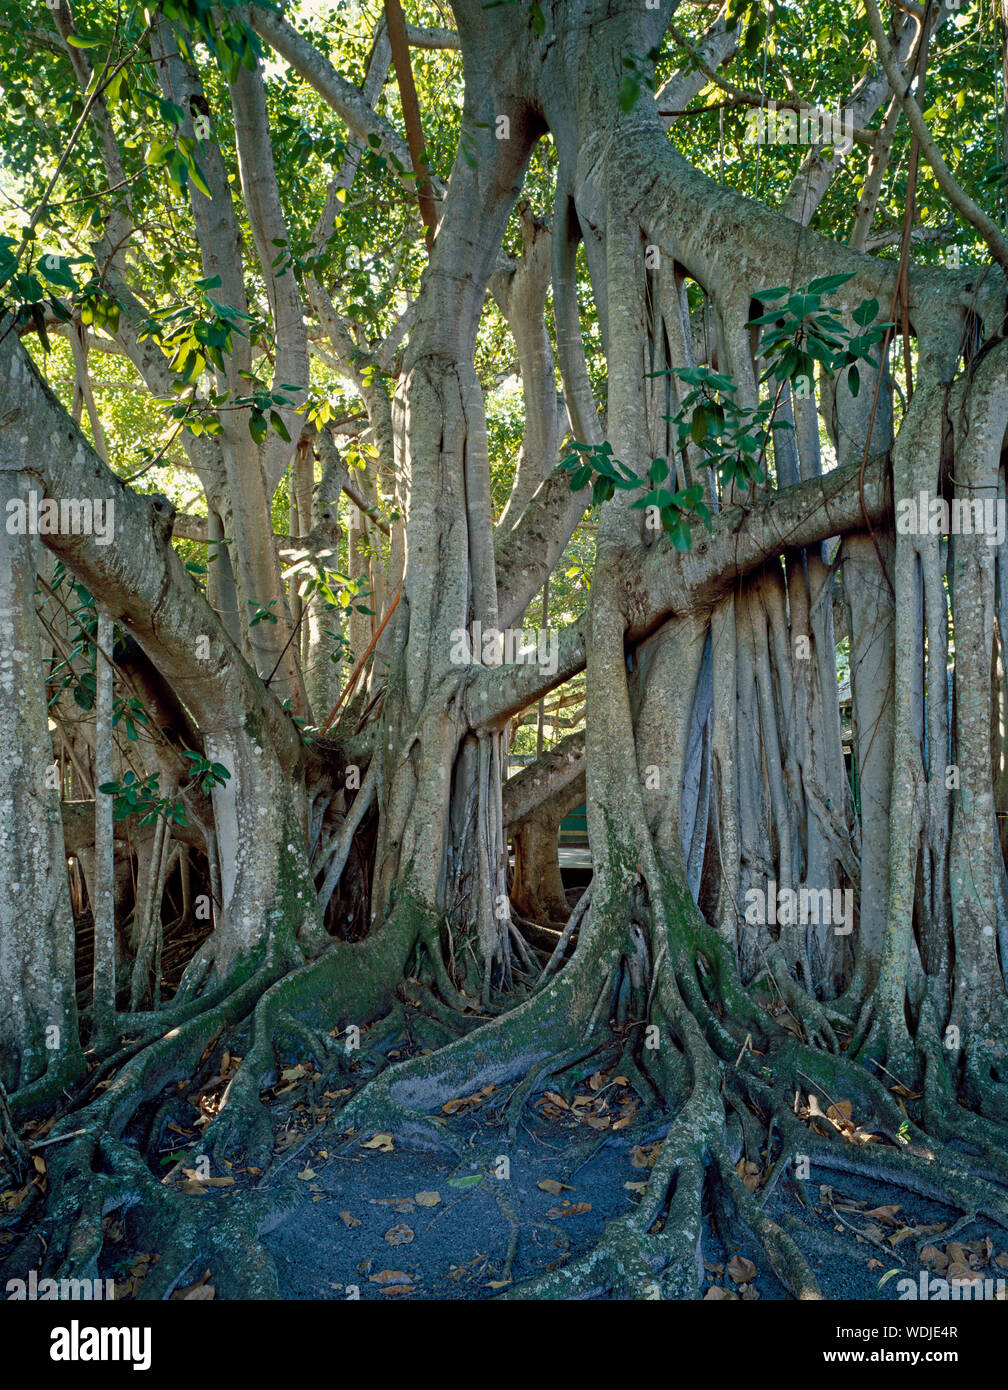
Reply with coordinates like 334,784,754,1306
441,1084,495,1116
888,1227,916,1247
339,1211,361,1227
537,1179,573,1196
171,1270,214,1301
704,1285,738,1300
865,1204,901,1224
361,1133,394,1153
370,1269,412,1285
726,1254,757,1284
385,1223,414,1246
415,1191,441,1207
297,1168,316,1181
173,1282,215,1300
545,1201,591,1218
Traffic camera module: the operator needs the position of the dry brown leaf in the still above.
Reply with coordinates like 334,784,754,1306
339,1211,361,1227
297,1168,316,1181
385,1223,414,1246
704,1285,738,1299
537,1179,572,1195
888,1227,916,1247
864,1204,901,1224
361,1132,394,1153
415,1191,441,1207
370,1269,412,1285
441,1084,495,1116
173,1282,215,1300
171,1270,215,1301
726,1254,757,1284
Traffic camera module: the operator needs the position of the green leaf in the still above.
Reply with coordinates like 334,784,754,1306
187,157,213,198
852,297,880,329
805,272,854,296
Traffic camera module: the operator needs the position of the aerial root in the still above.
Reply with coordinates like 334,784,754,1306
502,1039,604,1139
713,1142,822,1299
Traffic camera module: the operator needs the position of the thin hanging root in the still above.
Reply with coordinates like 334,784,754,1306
508,916,541,978
539,885,593,984
423,920,506,1015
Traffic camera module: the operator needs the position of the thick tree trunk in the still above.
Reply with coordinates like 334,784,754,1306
0,470,83,1094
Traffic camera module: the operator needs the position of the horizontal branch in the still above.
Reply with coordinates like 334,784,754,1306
469,455,891,727
503,731,585,827
0,328,298,761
